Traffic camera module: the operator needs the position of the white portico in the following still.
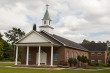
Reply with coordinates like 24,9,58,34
15,30,56,66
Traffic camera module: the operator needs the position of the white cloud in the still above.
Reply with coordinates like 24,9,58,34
0,0,110,43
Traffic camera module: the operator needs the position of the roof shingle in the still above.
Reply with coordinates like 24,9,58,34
81,43,107,51
40,31,88,51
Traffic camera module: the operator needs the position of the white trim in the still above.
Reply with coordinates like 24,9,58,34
14,30,54,45
91,52,95,56
26,46,29,65
91,60,95,63
38,46,41,66
15,46,18,65
50,45,53,66
97,52,102,56
15,43,58,46
15,30,34,44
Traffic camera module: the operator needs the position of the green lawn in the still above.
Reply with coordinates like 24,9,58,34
0,67,110,73
0,62,110,73
0,62,20,66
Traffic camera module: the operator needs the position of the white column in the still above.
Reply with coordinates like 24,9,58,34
26,46,29,65
38,46,41,66
15,46,18,65
50,45,53,66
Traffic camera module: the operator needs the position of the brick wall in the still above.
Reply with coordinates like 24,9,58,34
89,51,107,64
21,46,107,65
21,46,66,65
64,47,89,62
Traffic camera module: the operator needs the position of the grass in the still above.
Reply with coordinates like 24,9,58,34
0,62,110,73
0,62,20,66
0,67,110,73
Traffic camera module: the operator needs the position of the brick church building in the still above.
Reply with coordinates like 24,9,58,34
14,5,108,66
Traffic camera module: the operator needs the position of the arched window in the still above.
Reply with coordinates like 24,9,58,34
76,52,77,59
67,51,69,61
72,52,74,58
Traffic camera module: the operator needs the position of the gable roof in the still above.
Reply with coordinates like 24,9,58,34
81,43,107,51
15,30,88,51
15,30,57,45
39,31,88,51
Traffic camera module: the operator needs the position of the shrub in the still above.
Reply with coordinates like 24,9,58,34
87,59,90,65
91,63,105,66
90,64,96,66
108,60,110,64
95,63,99,66
98,63,105,66
77,55,81,61
68,58,73,67
81,56,88,63
107,63,110,66
73,58,78,66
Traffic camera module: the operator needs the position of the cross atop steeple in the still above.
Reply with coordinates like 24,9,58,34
42,4,51,20
46,4,49,10
39,4,54,34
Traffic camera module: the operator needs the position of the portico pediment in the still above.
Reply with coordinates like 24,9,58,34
15,30,52,44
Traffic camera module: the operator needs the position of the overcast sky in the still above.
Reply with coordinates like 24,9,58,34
0,0,110,43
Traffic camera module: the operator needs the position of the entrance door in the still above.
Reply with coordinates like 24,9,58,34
36,50,47,65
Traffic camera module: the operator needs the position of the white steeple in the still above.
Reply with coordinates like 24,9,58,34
39,4,54,34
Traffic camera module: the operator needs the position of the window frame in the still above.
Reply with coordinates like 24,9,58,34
67,51,69,61
97,52,102,56
91,52,95,56
28,53,31,61
53,53,58,61
76,52,77,59
98,60,102,63
91,60,95,63
44,21,46,24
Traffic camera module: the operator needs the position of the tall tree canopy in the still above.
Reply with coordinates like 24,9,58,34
0,33,4,59
5,27,25,44
0,33,13,60
82,39,95,44
0,33,3,38
33,24,36,31
4,27,25,59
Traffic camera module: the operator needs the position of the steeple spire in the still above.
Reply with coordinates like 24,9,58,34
39,4,54,34
42,4,51,20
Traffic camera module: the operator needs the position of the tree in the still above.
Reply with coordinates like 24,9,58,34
0,33,13,60
91,41,95,43
33,24,36,31
68,58,73,67
0,33,3,38
106,40,110,43
4,27,25,58
98,41,102,43
5,27,25,43
82,39,90,44
77,55,82,61
82,39,96,44
81,56,88,63
0,33,4,60
0,40,4,60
